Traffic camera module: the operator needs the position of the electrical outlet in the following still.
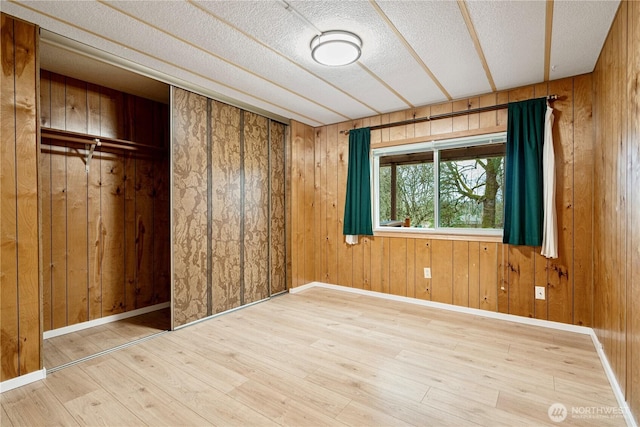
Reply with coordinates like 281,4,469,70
535,286,546,300
423,267,431,279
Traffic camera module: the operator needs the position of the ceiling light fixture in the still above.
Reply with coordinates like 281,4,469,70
310,31,362,66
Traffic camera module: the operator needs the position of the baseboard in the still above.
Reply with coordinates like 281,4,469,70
0,369,46,394
290,281,637,427
590,334,637,427
43,302,170,340
290,282,592,334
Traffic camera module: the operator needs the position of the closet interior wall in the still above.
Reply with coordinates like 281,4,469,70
39,70,170,332
171,87,287,328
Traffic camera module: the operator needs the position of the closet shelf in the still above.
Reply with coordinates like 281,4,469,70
40,128,166,153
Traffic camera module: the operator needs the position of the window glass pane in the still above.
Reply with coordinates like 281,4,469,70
378,161,434,228
439,154,505,228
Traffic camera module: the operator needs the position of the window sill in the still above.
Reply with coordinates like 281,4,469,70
373,227,503,243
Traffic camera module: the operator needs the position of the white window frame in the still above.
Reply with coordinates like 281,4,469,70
372,132,507,237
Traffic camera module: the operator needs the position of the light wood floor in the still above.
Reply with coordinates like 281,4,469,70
1,288,626,426
43,308,170,370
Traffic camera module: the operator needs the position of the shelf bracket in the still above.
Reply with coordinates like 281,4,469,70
85,139,101,173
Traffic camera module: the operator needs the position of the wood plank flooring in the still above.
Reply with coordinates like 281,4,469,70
2,288,625,426
43,308,170,370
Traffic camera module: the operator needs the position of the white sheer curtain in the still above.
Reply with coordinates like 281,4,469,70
541,105,557,259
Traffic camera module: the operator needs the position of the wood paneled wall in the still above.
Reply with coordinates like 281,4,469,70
172,87,287,328
39,71,170,332
0,14,40,381
593,0,639,422
291,74,594,326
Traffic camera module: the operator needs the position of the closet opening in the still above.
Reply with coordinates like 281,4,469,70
39,37,171,371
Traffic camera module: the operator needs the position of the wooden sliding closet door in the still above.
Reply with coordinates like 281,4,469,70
171,87,288,328
243,112,270,304
211,101,242,314
171,89,209,327
270,122,287,295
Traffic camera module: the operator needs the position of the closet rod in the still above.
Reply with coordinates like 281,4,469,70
40,129,165,153
341,94,558,135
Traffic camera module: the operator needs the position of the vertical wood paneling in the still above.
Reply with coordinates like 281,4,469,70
14,18,40,375
573,74,594,326
124,155,137,311
369,236,383,293
315,126,328,282
153,157,171,303
135,159,155,307
415,241,431,300
172,88,208,327
40,72,170,330
431,240,453,304
468,241,480,308
1,15,20,380
548,77,574,324
593,1,639,420
406,239,416,298
101,156,125,316
326,124,339,284
1,14,40,380
389,238,407,296
336,123,352,287
244,112,270,304
41,143,52,331
65,77,87,134
270,122,287,294
290,122,303,287
66,147,88,325
628,1,640,418
507,246,534,318
50,146,67,329
479,243,498,311
314,127,324,282
87,152,102,321
452,241,469,307
210,101,241,314
303,125,316,285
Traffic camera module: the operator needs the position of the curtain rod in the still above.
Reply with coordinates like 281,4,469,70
341,95,558,135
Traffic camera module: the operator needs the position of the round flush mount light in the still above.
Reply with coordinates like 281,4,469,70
310,30,362,66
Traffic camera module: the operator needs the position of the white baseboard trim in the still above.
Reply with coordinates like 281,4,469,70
291,282,592,334
43,302,170,340
590,334,637,427
0,369,46,394
290,281,637,427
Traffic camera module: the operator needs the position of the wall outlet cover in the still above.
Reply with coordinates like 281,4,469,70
423,267,431,279
535,286,546,300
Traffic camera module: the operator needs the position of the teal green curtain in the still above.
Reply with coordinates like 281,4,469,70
503,98,546,246
343,127,373,236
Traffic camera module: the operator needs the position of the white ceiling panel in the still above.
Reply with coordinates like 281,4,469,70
107,1,375,120
376,0,492,99
466,0,546,90
1,0,621,127
193,0,412,113
290,0,446,108
549,0,620,80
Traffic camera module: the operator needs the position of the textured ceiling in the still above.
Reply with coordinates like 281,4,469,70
1,0,620,127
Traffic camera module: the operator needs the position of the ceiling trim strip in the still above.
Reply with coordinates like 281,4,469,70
369,0,452,101
11,0,323,126
457,0,497,93
544,0,554,82
99,1,350,121
357,63,414,109
188,0,381,116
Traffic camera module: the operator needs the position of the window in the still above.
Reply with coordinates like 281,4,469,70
373,132,506,234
